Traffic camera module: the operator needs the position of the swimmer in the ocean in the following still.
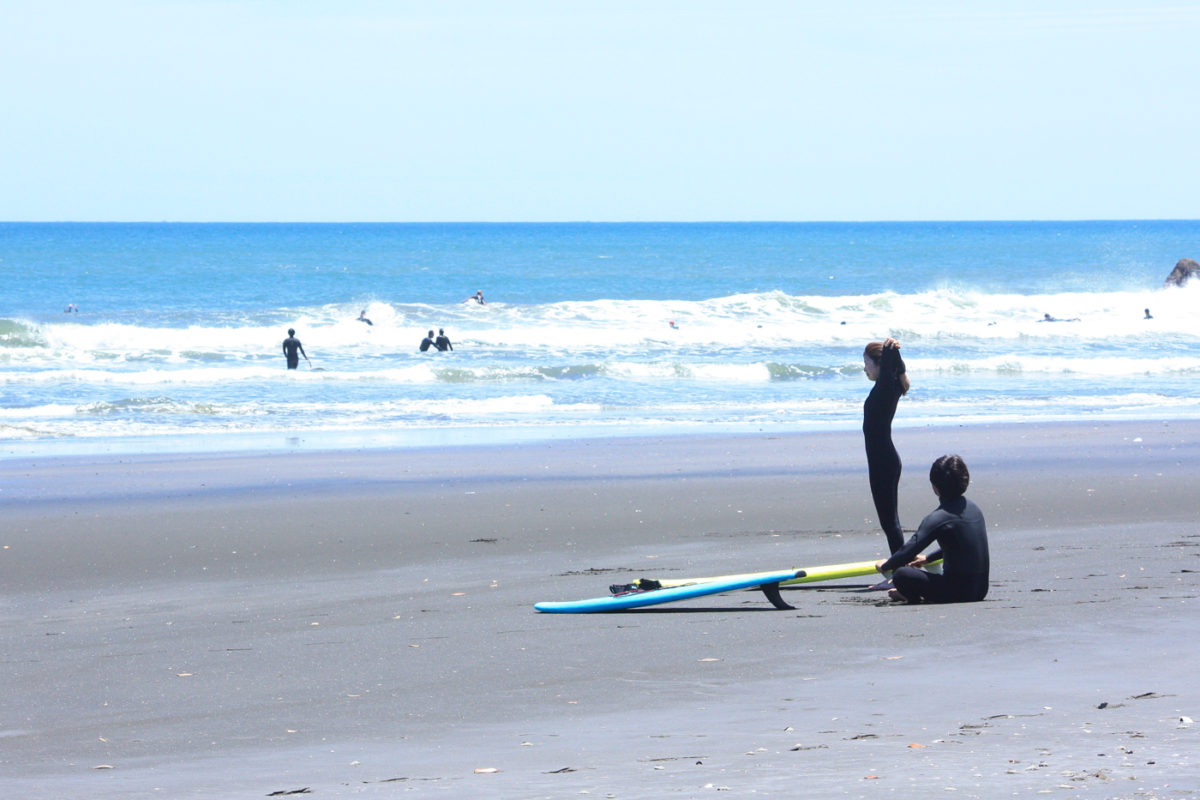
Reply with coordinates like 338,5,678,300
419,330,436,352
435,328,453,351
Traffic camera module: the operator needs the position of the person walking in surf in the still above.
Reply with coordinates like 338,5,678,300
863,337,909,555
282,328,309,369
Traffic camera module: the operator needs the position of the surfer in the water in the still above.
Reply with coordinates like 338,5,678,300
419,330,436,352
863,338,909,555
282,328,308,369
466,290,486,305
875,455,989,604
434,328,453,351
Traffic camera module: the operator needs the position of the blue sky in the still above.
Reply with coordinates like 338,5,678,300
3,1,1198,222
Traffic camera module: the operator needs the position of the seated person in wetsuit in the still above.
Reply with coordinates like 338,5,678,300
875,454,989,604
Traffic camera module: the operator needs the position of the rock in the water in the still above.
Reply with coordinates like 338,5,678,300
1164,258,1200,287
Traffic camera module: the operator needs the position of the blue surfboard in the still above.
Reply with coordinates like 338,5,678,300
534,568,804,613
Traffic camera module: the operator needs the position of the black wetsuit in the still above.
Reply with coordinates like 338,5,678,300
419,337,435,352
282,336,306,369
435,334,453,351
880,495,990,603
863,344,906,552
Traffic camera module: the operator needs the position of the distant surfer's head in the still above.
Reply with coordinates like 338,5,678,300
930,455,970,499
288,328,295,336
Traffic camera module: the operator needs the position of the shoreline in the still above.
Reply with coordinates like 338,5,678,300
5,409,1200,462
3,418,1198,798
2,418,1195,513
2,413,1195,463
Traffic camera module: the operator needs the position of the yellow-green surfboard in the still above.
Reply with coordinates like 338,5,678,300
634,558,940,592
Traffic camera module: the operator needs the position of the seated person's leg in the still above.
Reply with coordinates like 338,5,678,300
892,566,954,603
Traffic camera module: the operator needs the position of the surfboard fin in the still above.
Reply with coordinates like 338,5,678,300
760,582,794,610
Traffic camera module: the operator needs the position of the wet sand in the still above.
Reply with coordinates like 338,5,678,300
2,421,1198,798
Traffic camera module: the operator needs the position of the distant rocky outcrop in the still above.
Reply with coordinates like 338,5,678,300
1164,258,1200,287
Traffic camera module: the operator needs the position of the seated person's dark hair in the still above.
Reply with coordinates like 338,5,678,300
929,454,970,498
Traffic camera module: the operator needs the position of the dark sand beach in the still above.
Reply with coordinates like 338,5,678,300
2,421,1198,798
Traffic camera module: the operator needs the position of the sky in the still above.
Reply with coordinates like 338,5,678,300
2,0,1199,222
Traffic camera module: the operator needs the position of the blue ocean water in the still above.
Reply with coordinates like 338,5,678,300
2,221,1198,455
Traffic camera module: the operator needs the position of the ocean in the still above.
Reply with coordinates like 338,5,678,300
2,221,1198,456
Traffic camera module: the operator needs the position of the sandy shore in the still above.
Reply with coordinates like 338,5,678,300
2,420,1199,798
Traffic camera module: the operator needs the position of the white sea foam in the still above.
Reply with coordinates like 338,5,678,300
3,283,1199,447
5,284,1196,358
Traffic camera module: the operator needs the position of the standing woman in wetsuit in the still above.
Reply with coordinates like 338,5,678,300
863,337,909,554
